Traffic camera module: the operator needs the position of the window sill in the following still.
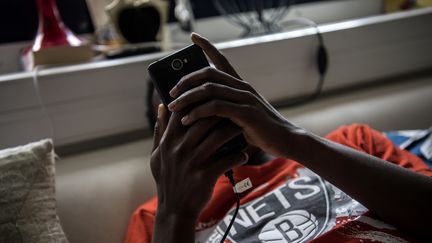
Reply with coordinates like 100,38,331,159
1,7,432,152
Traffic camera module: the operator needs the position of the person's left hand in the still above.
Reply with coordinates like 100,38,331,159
150,104,248,221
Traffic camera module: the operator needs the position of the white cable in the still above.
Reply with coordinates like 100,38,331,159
31,66,56,142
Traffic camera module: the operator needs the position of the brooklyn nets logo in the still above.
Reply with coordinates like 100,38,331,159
202,170,333,243
258,210,319,243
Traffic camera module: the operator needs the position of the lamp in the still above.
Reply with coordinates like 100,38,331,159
21,0,93,70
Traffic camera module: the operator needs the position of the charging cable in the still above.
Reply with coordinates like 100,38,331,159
31,66,56,142
220,170,253,243
220,170,241,243
277,17,329,107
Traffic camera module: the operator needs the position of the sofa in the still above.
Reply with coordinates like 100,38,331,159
55,70,432,243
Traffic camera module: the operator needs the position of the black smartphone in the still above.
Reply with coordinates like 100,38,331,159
148,44,246,156
148,44,209,105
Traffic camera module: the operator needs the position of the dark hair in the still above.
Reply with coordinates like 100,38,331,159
146,79,157,129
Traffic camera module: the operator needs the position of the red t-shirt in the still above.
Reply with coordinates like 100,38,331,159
125,124,432,243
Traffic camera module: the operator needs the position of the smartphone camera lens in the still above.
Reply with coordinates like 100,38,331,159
171,59,183,70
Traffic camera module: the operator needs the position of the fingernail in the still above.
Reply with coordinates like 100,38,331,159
181,115,189,125
170,87,178,97
157,104,164,118
191,32,203,40
167,101,176,111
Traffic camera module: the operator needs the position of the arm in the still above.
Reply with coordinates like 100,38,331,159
169,33,432,238
291,130,432,237
152,211,195,243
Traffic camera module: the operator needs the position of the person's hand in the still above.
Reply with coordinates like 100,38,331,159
150,104,248,222
167,33,305,158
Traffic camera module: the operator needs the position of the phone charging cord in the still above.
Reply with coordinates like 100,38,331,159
275,17,329,108
220,170,241,243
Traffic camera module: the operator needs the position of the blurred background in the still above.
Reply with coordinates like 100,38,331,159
1,0,431,74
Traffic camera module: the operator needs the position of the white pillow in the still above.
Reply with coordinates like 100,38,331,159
0,139,68,243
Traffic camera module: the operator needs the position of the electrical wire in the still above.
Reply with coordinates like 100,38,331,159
31,66,56,143
212,0,294,36
220,191,240,243
220,170,241,243
275,17,329,108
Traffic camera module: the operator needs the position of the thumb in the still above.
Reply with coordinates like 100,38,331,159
152,104,169,152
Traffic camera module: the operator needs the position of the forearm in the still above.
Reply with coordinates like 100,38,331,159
152,211,196,243
288,130,432,237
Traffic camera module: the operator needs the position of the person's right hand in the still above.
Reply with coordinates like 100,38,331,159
150,104,248,222
167,33,306,159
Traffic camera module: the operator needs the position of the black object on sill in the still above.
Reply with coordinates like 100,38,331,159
105,45,161,59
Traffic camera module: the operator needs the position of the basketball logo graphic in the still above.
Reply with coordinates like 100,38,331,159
258,210,318,243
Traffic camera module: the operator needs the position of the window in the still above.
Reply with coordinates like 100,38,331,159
0,0,94,44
